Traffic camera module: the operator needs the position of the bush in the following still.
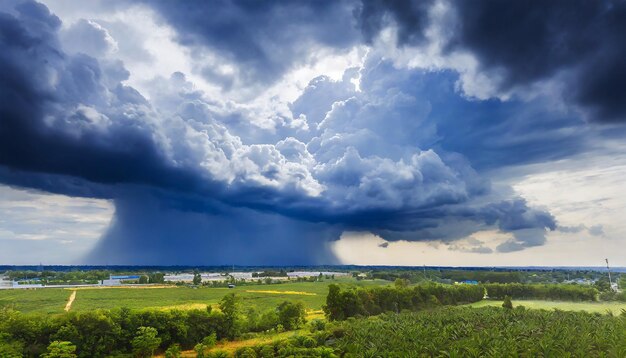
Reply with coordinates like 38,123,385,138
164,343,181,358
308,319,326,332
202,333,217,348
235,347,257,358
208,350,229,358
194,343,207,358
502,296,513,309
277,301,306,330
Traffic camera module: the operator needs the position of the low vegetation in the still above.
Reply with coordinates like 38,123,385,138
0,293,308,357
228,306,626,357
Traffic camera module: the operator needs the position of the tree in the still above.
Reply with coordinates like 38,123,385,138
394,278,409,288
594,278,611,292
164,344,181,358
193,273,202,286
139,275,149,284
149,273,165,284
41,341,77,358
0,333,22,358
324,284,343,320
53,311,122,357
132,326,161,357
277,301,306,330
502,295,513,309
219,293,242,339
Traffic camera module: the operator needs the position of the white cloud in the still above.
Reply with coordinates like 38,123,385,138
0,185,113,264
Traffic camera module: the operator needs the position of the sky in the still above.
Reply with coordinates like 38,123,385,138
0,0,625,266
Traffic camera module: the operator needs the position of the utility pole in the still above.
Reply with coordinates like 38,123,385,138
606,258,614,291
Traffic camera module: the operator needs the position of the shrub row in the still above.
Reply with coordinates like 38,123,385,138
323,283,485,320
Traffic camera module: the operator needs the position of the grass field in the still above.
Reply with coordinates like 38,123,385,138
0,278,389,315
4,280,626,317
468,299,626,314
0,288,72,315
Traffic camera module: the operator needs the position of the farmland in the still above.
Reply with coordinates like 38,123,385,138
0,277,388,315
468,298,626,314
3,278,626,316
1,269,625,357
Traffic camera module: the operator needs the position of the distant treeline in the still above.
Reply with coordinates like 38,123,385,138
252,270,288,277
484,283,599,301
441,270,522,283
370,269,523,283
5,271,167,285
6,270,109,283
368,268,620,285
323,283,485,320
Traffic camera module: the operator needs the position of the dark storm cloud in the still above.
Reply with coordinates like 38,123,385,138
141,0,360,87
84,190,341,265
357,0,434,45
358,0,626,122
366,198,555,248
0,1,571,263
0,2,217,196
451,0,626,122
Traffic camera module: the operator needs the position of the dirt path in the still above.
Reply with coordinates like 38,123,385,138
64,290,76,312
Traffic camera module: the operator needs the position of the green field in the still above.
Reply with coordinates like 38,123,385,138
0,288,71,315
0,278,389,315
468,299,626,314
4,280,626,317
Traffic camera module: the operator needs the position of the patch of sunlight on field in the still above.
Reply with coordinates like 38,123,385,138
210,331,303,354
156,303,209,311
306,309,325,320
245,290,317,296
155,331,303,357
468,299,626,314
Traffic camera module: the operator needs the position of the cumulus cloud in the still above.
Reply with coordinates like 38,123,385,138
139,0,361,91
61,19,118,57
